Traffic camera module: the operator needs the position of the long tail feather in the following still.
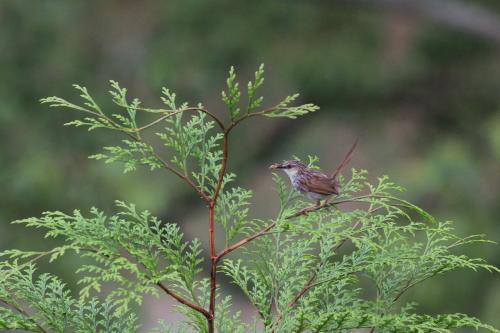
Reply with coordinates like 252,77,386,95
331,138,359,179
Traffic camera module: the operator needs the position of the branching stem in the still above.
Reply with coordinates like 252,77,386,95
216,194,383,261
268,205,381,332
54,96,370,332
156,282,211,319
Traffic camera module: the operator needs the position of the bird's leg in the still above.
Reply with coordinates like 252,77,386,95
322,198,335,213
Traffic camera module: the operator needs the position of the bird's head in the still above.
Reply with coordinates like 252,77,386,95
269,160,306,176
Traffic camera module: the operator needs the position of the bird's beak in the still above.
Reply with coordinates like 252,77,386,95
269,163,280,170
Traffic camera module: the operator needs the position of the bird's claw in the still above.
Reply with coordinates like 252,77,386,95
298,203,322,215
298,207,311,215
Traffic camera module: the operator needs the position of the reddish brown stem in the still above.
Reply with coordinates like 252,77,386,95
76,103,224,330
207,131,230,333
217,195,375,261
216,221,276,262
208,259,217,333
289,272,317,308
278,231,353,315
269,267,318,332
151,109,366,332
156,282,211,319
93,105,212,205
270,207,376,332
212,132,230,203
208,204,216,259
154,151,211,204
226,105,284,132
208,204,216,333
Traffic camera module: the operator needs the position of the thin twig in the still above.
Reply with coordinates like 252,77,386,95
156,282,212,319
126,105,225,130
215,222,277,263
216,195,380,261
151,149,211,203
212,132,230,203
0,298,49,333
134,114,172,131
78,101,213,204
226,106,281,132
288,273,317,308
269,205,382,332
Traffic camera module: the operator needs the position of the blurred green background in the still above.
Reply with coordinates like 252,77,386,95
1,0,499,331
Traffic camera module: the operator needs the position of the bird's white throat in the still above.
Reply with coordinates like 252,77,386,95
283,167,299,182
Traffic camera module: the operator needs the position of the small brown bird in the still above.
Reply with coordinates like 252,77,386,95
269,139,358,208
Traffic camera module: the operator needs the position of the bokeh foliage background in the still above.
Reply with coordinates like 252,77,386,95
1,0,499,331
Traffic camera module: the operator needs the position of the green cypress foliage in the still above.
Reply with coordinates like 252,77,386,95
0,65,497,332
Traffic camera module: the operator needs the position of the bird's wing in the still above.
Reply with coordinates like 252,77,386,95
302,172,339,195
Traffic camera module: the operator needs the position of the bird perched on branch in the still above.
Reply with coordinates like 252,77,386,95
269,139,358,209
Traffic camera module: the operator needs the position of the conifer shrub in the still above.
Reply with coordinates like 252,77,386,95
1,65,498,333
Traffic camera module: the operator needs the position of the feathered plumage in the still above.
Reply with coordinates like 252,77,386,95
270,139,358,203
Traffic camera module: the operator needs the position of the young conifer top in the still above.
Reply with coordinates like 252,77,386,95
1,65,498,333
